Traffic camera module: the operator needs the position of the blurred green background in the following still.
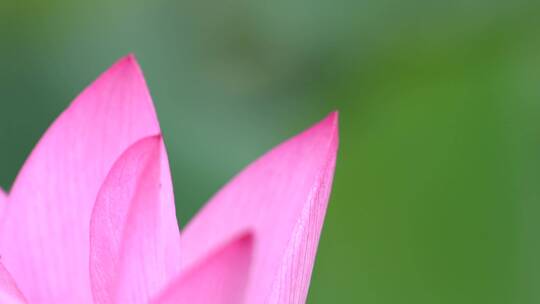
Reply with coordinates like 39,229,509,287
1,0,539,303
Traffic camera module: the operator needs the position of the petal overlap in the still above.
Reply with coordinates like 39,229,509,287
89,136,180,304
0,53,338,304
0,262,26,304
0,55,174,303
152,233,253,304
180,113,339,303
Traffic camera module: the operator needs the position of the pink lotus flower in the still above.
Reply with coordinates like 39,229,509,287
0,55,339,304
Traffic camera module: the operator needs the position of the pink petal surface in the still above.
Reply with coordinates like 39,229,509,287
181,112,339,303
0,262,26,304
89,136,180,304
0,188,6,218
152,233,253,304
0,55,179,303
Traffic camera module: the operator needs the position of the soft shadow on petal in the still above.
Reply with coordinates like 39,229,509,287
0,55,179,303
181,112,339,303
89,136,181,304
0,262,27,304
152,232,253,304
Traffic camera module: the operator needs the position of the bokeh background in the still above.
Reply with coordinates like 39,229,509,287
1,1,539,303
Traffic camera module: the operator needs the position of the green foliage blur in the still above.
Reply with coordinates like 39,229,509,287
1,1,539,303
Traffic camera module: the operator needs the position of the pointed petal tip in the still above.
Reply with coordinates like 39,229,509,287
227,230,254,254
89,133,179,303
237,230,254,245
327,109,339,126
154,231,254,304
146,133,164,145
189,230,254,267
303,111,339,153
125,53,137,62
310,111,339,135
326,110,339,124
121,134,163,155
180,112,339,302
119,53,137,64
1,54,164,302
121,134,164,165
110,53,143,75
323,110,339,142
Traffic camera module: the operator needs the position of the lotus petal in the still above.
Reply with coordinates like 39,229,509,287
0,55,180,303
152,233,253,304
181,112,339,303
0,188,6,218
89,136,180,304
0,262,26,304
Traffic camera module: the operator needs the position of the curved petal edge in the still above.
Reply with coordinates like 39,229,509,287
0,55,163,302
0,188,6,218
0,262,26,304
89,135,181,304
152,232,253,304
181,112,339,303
